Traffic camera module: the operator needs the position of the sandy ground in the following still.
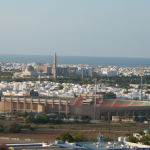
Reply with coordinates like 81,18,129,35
1,130,127,144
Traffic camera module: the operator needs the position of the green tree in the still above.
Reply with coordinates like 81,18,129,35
24,116,35,123
134,116,140,123
119,115,123,123
141,117,147,123
126,112,132,121
4,123,21,133
73,93,77,97
22,111,28,118
102,116,108,121
88,116,92,121
58,115,64,120
29,127,36,131
50,115,57,120
0,127,4,132
81,116,86,121
28,112,34,117
141,135,150,145
56,133,74,143
58,85,63,90
73,132,87,142
66,115,71,121
23,124,30,128
0,144,7,150
41,114,50,124
129,135,137,143
15,111,22,117
10,111,16,115
74,115,78,121
103,137,113,142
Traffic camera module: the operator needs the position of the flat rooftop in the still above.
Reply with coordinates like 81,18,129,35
76,141,150,150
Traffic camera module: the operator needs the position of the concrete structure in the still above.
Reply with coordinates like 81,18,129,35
53,53,57,79
82,69,84,79
0,96,73,116
76,141,150,150
112,116,134,122
14,66,39,78
1,95,150,120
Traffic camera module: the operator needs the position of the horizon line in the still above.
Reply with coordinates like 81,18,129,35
0,54,150,59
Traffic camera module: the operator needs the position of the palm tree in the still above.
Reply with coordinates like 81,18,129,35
66,115,71,122
134,116,140,123
88,116,92,121
74,115,78,121
119,114,123,123
58,115,64,120
81,116,86,121
86,116,92,123
126,112,132,122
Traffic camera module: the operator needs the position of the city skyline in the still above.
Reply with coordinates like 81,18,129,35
0,1,150,58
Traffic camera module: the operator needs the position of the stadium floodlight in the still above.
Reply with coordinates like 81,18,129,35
137,66,144,101
94,78,97,120
36,64,45,96
37,64,45,84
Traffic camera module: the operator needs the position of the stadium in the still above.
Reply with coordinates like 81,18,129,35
0,94,150,120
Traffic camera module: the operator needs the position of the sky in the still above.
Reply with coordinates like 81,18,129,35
0,0,150,58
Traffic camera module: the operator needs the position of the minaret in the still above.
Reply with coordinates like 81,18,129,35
82,68,84,80
69,65,71,77
91,67,93,77
54,53,57,79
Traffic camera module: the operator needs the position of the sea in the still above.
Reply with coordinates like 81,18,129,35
0,54,150,68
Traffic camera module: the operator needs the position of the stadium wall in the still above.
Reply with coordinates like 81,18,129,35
1,96,150,120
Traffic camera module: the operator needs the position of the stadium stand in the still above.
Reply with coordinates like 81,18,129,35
74,98,84,106
144,102,150,106
70,100,76,105
112,100,132,107
100,99,114,107
130,101,144,106
93,99,102,106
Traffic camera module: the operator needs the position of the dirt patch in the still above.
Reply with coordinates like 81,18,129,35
3,130,127,142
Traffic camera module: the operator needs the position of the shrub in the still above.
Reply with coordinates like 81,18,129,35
89,137,97,142
141,117,147,122
73,120,79,123
0,146,6,150
141,135,150,145
129,135,137,143
4,123,21,133
24,116,35,123
137,131,144,135
49,126,55,129
0,116,5,120
23,124,31,128
103,137,113,142
0,127,4,132
56,133,74,143
73,132,88,142
102,116,108,121
59,126,63,129
29,127,36,131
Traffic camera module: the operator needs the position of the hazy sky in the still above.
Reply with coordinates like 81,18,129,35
0,1,150,58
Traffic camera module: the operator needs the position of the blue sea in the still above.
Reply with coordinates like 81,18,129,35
0,54,150,68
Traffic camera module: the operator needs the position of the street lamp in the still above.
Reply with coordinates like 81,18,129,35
94,78,97,120
137,66,144,101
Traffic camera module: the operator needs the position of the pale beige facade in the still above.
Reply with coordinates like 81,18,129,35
0,96,70,116
1,96,150,120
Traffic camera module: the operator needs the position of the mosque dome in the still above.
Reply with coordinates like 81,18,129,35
25,65,35,72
